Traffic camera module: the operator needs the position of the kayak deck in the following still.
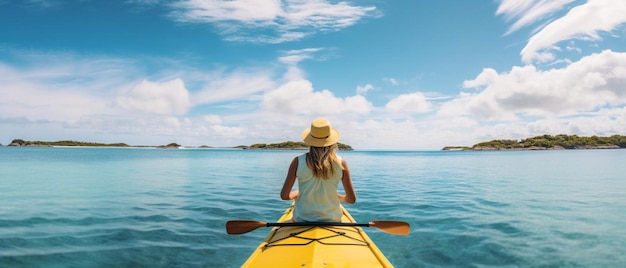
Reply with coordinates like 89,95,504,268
241,204,393,267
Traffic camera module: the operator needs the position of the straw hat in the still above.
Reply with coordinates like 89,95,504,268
301,118,340,147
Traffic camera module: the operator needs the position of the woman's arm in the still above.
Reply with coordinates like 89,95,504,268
280,157,299,200
338,158,356,204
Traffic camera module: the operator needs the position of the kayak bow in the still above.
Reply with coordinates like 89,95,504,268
233,204,400,267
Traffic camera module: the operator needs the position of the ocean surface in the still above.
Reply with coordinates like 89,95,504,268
1,147,625,267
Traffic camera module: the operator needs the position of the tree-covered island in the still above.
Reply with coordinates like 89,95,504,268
443,134,626,151
6,139,189,148
7,139,131,147
245,141,353,150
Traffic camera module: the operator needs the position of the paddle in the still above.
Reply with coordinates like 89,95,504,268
226,220,410,235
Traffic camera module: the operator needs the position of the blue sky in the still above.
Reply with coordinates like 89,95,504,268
1,0,625,149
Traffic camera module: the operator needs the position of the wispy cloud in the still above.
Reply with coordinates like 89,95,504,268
498,0,626,64
497,0,576,35
522,0,626,63
191,68,276,104
0,50,139,121
125,0,163,5
278,48,323,65
277,48,328,81
23,0,62,8
168,0,380,43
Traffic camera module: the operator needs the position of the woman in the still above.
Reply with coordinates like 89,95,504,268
280,118,356,222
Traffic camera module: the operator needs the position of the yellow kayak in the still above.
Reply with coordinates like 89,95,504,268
239,204,394,267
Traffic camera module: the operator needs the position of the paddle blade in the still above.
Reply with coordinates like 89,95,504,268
369,221,410,235
226,220,267,235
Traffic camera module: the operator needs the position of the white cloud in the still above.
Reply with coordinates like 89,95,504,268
356,84,374,95
24,0,62,8
462,67,499,88
169,0,379,43
522,0,626,63
278,48,323,65
278,48,324,81
442,50,626,120
497,0,575,35
260,80,373,116
384,78,399,86
385,92,432,113
117,79,191,115
171,0,282,22
499,0,626,64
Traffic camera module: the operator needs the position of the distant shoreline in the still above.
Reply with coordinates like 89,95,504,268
4,135,625,151
2,139,353,150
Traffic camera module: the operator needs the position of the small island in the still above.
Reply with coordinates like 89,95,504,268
245,141,353,150
156,143,182,149
443,134,626,151
7,139,131,147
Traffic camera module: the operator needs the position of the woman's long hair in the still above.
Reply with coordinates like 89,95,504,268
306,144,344,179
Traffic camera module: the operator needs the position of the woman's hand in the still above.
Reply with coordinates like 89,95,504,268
289,190,299,200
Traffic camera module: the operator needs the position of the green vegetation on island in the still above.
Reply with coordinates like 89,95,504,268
156,143,181,149
247,141,353,150
444,134,626,151
8,139,130,147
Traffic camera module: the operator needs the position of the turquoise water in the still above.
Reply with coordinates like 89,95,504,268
1,147,625,267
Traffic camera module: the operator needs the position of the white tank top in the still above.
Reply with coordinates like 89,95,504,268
293,153,343,222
